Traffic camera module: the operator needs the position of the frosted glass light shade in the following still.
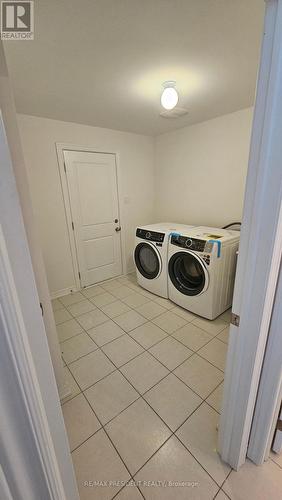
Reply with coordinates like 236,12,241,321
161,85,178,110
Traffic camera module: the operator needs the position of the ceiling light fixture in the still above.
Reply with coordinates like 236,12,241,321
161,81,178,110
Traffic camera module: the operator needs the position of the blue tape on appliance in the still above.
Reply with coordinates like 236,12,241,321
208,239,222,258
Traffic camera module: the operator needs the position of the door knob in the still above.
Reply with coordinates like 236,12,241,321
115,226,121,232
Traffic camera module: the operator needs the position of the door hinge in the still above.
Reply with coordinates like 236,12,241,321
231,312,240,327
78,271,81,280
40,302,43,316
71,221,74,230
64,162,66,173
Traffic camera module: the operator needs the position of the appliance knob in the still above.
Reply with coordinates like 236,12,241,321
146,232,151,239
185,238,192,248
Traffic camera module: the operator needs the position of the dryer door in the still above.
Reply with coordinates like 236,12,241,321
169,251,209,296
134,242,162,280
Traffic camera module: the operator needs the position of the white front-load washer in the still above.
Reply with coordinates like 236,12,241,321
168,226,240,319
134,223,195,298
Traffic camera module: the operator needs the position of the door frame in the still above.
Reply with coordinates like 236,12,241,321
247,260,282,464
56,143,124,291
218,0,282,469
0,108,79,499
0,223,75,500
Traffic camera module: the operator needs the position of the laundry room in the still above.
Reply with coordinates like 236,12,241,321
2,1,282,499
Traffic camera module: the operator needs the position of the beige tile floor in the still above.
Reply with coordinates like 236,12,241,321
53,273,282,500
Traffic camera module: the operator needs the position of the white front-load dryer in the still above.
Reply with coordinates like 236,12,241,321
134,223,194,298
168,226,240,319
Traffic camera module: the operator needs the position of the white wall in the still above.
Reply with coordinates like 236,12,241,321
17,114,155,297
18,108,253,297
0,45,66,399
155,108,253,227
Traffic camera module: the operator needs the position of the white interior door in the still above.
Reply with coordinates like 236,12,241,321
218,0,282,469
63,150,122,287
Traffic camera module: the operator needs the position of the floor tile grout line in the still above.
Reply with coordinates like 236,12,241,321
61,343,98,367
98,296,229,372
114,293,229,342
203,386,224,415
111,482,146,500
122,328,170,350
127,319,227,375
56,273,229,326
58,294,89,308
63,332,129,367
191,348,225,373
82,381,222,494
60,307,225,410
214,333,229,346
103,303,227,374
119,295,152,309
131,431,223,492
270,457,282,470
52,303,67,313
75,394,137,487
65,312,225,409
63,354,214,411
86,395,142,429
92,298,122,310
108,322,224,376
171,335,225,371
80,385,226,494
70,426,102,454
123,304,175,322
58,280,230,492
67,330,225,454
58,296,129,347
65,324,168,373
169,328,228,373
91,331,128,349
69,334,228,490
58,289,226,426
216,469,233,499
62,364,83,403
174,434,229,489
72,391,144,500
57,278,140,326
100,339,212,400
70,336,181,436
212,487,224,500
56,285,229,367
59,328,95,346
60,297,146,349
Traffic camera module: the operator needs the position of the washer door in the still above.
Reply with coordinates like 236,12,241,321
169,251,209,296
134,242,162,280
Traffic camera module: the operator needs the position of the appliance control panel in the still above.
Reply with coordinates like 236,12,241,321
202,254,211,265
170,234,209,253
136,228,165,243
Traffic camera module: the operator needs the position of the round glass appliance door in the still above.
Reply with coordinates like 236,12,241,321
134,242,161,280
169,251,207,296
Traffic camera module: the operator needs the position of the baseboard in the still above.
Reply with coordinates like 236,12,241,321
50,286,78,299
50,272,135,299
126,267,135,275
59,388,72,403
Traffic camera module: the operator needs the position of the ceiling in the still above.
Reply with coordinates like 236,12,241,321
4,0,264,136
